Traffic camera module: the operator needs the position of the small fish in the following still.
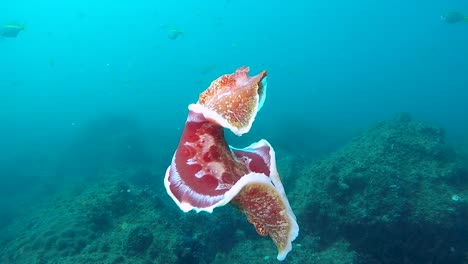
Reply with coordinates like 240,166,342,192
198,64,217,75
0,23,25,38
76,12,87,20
167,28,183,40
441,11,468,24
160,23,184,40
48,57,55,68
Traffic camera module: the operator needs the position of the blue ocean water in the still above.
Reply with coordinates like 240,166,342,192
1,0,468,263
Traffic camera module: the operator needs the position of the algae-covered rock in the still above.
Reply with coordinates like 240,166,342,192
293,113,468,263
0,169,182,264
2,113,466,264
125,226,153,256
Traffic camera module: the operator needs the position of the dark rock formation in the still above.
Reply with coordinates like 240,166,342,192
126,226,154,256
293,113,468,263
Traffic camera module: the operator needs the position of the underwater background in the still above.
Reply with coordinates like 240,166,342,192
1,0,467,263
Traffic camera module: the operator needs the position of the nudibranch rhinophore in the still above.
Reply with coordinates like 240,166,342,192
164,66,299,261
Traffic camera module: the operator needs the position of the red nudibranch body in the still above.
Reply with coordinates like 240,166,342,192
164,66,299,261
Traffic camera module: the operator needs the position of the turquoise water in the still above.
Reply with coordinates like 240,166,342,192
1,0,468,263
2,0,468,153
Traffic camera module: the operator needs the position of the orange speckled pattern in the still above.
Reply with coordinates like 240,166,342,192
198,66,267,130
232,181,294,257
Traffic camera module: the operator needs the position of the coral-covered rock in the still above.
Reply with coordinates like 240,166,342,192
126,226,154,256
292,114,468,263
